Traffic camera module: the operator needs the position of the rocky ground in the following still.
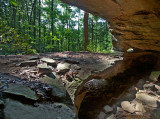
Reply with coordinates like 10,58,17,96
0,51,159,119
0,52,122,119
95,74,160,119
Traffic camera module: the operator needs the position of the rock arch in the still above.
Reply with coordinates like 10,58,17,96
59,0,160,117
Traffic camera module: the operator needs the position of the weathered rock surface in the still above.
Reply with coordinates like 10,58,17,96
149,71,160,82
56,63,71,74
97,112,106,119
121,101,136,113
41,57,56,66
0,100,4,108
3,83,38,101
60,0,160,52
64,59,79,64
4,99,77,119
20,60,37,67
39,73,66,99
106,114,116,119
103,105,113,114
28,56,40,60
73,64,81,70
136,93,160,107
37,63,52,74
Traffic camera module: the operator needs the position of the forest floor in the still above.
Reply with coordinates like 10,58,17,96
0,51,122,119
0,51,160,119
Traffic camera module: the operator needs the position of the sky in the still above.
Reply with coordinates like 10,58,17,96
41,0,105,29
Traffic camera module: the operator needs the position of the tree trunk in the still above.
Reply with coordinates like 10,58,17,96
39,0,41,53
33,0,37,42
0,0,2,17
77,9,80,51
13,6,17,28
84,12,89,51
51,0,54,51
91,16,94,47
105,21,109,49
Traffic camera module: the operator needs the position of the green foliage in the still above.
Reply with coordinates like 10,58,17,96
10,0,18,7
0,17,37,55
0,0,113,54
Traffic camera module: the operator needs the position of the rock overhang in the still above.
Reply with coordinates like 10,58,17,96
60,0,160,52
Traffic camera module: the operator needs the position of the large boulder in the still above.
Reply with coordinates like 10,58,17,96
39,73,66,99
3,83,38,101
4,99,77,119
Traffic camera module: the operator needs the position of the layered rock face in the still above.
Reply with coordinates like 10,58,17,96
60,0,160,52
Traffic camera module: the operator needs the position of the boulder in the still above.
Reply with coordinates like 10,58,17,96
39,73,66,99
132,100,146,113
41,58,56,67
37,63,52,75
121,101,136,113
97,112,106,119
121,100,145,113
136,93,159,107
103,105,113,114
20,60,37,67
56,63,71,74
3,83,37,101
4,99,77,119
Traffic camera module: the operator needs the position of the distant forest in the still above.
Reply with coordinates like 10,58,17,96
0,0,112,55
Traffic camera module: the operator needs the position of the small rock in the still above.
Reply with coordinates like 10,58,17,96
62,54,68,59
106,114,116,119
143,83,157,92
136,93,159,107
121,101,136,113
127,48,134,53
155,85,160,91
0,100,4,108
37,63,52,75
20,60,37,67
103,105,113,114
56,63,71,74
97,112,106,119
149,71,160,82
36,89,44,99
132,100,146,113
157,90,160,95
117,107,123,112
73,65,81,70
64,59,79,64
28,56,40,60
41,58,56,67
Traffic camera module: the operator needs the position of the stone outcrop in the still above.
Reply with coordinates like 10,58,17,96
60,0,160,52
